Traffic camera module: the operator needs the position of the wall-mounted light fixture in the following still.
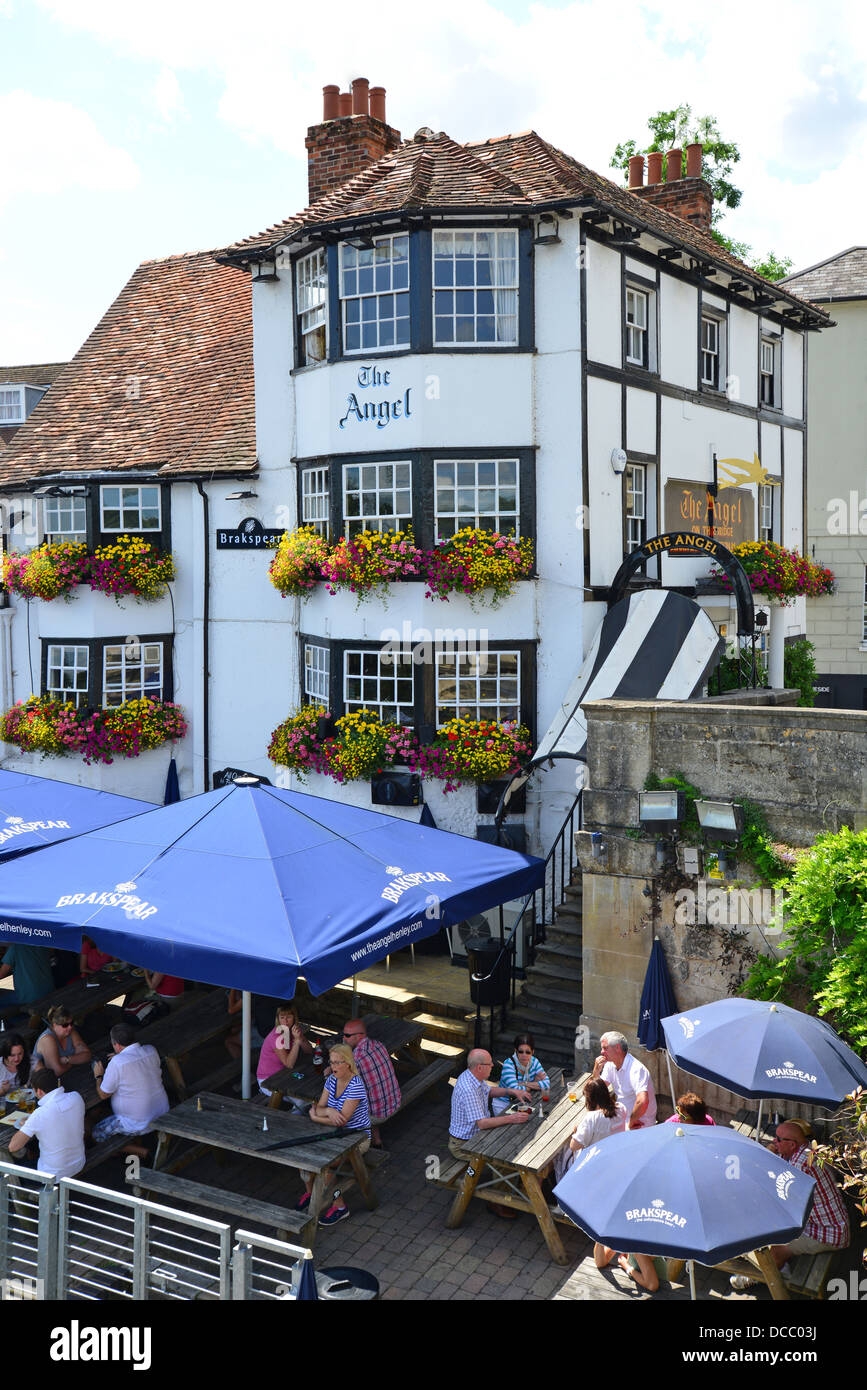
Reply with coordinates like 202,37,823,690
252,260,279,283
224,490,258,501
534,213,560,245
611,448,627,476
638,790,685,831
695,800,743,842
346,234,375,251
590,831,608,865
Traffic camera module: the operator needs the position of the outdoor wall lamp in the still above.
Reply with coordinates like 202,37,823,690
252,260,279,282
695,800,744,842
534,213,560,245
754,609,768,631
346,234,375,251
224,490,258,500
638,790,685,832
610,448,627,476
590,832,608,864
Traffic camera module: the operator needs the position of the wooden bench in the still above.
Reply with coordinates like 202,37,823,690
80,1132,135,1174
128,1167,311,1243
427,1155,465,1190
784,1251,836,1299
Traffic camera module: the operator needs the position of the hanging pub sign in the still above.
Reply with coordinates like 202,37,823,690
663,481,755,554
216,517,285,550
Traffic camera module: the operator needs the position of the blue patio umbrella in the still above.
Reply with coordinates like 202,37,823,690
637,937,677,1051
661,998,867,1111
0,768,152,863
0,779,544,997
553,1121,816,1267
295,1251,318,1301
163,757,181,806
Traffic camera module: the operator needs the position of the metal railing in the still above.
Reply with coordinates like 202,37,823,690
0,1161,312,1301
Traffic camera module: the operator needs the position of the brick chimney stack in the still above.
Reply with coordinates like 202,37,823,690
306,78,402,206
631,142,713,230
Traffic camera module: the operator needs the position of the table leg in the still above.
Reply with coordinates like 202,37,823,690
445,1156,485,1229
754,1247,790,1301
301,1170,329,1245
165,1056,187,1102
153,1131,170,1170
520,1171,569,1265
349,1145,378,1211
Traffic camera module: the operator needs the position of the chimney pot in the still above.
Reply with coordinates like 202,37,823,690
338,91,352,117
686,143,702,179
647,151,664,186
628,154,645,189
351,77,370,117
369,86,386,123
322,85,339,121
666,148,682,181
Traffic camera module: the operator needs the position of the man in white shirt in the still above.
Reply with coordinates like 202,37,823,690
592,1030,656,1130
8,1068,86,1177
91,1022,169,1156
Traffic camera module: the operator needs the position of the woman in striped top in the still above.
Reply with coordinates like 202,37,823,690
492,1034,550,1115
298,1043,371,1226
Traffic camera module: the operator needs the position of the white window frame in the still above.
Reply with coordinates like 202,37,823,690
435,650,521,727
625,463,646,551
343,648,415,725
303,642,330,708
301,466,330,537
434,458,520,541
701,315,722,388
342,460,412,537
625,289,648,367
760,338,777,407
102,640,164,708
46,644,89,708
340,233,410,353
43,494,87,544
759,483,774,542
863,567,867,645
432,229,519,347
0,386,25,424
296,249,328,366
100,485,161,533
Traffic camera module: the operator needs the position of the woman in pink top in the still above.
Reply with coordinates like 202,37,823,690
665,1092,716,1125
256,1004,313,1100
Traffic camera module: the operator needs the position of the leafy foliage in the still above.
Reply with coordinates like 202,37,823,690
741,827,867,1049
812,1088,867,1235
715,637,818,707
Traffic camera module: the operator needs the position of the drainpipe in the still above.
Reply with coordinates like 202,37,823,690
194,482,210,791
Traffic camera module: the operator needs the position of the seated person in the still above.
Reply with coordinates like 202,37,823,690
79,936,114,976
32,1006,91,1077
8,1068,86,1178
592,1030,656,1130
596,1245,669,1293
341,1018,400,1146
0,943,54,1008
730,1119,850,1290
143,970,185,1005
256,1004,313,1100
492,1033,551,1115
554,1077,627,1182
0,1032,30,1095
666,1091,715,1125
299,1043,370,1227
91,1022,170,1159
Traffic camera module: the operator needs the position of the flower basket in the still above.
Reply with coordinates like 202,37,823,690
424,529,535,607
1,696,187,765
323,529,424,601
88,535,175,602
710,542,835,607
417,719,533,793
268,527,329,598
2,542,90,601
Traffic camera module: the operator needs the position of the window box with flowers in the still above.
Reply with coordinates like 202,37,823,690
3,535,175,604
0,696,188,766
424,529,534,608
268,527,330,598
709,542,835,605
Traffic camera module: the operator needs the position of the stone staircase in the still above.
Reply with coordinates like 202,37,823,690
494,875,583,1073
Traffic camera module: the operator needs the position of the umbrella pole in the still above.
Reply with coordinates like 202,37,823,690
688,1260,696,1301
665,1051,677,1113
241,991,252,1100
755,1099,763,1142
351,974,359,1015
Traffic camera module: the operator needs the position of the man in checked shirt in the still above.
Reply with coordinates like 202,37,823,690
341,1019,401,1147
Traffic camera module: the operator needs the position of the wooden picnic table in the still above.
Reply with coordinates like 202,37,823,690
445,1067,583,1265
151,1091,376,1246
261,1013,425,1107
0,965,141,1026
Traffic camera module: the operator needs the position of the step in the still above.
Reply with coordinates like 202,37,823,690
553,902,583,923
410,1011,475,1047
543,921,582,945
563,883,583,901
503,1006,580,1041
521,981,582,1011
529,958,583,984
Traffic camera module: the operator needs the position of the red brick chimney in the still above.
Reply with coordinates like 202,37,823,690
631,142,713,230
305,78,402,205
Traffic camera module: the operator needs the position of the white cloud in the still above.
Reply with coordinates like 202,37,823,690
0,91,140,204
152,67,185,125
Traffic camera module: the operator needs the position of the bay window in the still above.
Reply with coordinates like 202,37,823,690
340,234,410,352
433,230,519,345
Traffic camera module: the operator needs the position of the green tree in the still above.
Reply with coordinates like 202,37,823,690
611,105,792,282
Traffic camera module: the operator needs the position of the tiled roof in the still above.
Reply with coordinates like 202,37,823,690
0,252,255,488
781,247,867,302
220,128,828,322
0,363,67,386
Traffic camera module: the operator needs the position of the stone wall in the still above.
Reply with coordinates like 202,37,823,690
576,697,867,1117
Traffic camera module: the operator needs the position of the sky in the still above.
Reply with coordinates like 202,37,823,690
2,0,866,363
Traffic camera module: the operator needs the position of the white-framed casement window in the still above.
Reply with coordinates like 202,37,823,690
296,249,327,366
343,461,411,537
760,338,776,407
102,640,163,707
100,485,161,532
625,464,646,551
759,483,775,542
46,644,89,708
340,234,410,352
625,288,649,367
433,230,519,346
303,642,330,707
701,315,724,389
43,494,87,543
436,650,520,725
343,649,414,724
0,386,25,424
301,466,330,537
434,458,519,541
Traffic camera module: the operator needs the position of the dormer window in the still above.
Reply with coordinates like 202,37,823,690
0,387,25,424
340,234,409,352
100,485,161,533
296,249,327,365
433,230,519,345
